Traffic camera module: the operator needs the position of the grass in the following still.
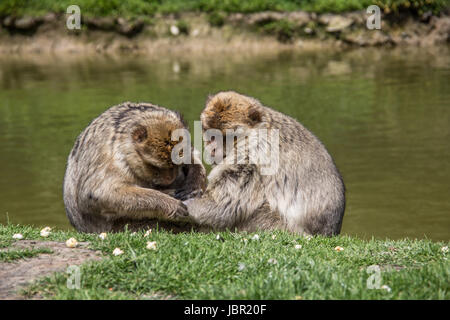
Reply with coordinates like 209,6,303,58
1,224,449,300
0,247,53,262
0,0,448,18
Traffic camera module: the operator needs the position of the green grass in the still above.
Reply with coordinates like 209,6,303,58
0,247,53,262
1,224,449,299
0,0,448,18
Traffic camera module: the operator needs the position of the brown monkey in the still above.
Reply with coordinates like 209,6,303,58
186,91,345,236
63,102,206,233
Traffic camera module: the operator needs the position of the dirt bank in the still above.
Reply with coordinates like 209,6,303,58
0,240,101,299
0,11,449,55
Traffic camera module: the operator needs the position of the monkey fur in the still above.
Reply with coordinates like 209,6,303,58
63,102,206,233
186,91,345,236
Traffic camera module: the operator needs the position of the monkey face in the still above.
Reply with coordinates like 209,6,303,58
131,120,184,184
201,91,262,133
201,91,264,164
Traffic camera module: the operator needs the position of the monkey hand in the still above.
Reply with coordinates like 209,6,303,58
167,200,190,220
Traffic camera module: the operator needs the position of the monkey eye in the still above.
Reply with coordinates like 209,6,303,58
210,136,216,142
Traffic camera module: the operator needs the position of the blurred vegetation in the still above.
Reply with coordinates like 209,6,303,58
176,19,190,35
260,19,297,43
208,11,226,27
0,0,448,18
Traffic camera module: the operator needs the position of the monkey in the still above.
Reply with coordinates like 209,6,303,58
185,91,345,236
63,102,206,233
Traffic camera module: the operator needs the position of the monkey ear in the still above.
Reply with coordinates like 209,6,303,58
132,125,148,143
174,111,188,129
205,94,214,107
248,107,262,125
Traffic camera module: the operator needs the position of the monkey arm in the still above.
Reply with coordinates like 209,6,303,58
185,165,265,230
99,185,188,221
184,195,235,230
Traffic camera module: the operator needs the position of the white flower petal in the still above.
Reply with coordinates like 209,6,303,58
113,248,124,256
381,285,391,292
40,227,52,237
144,229,152,237
146,241,157,250
65,238,78,248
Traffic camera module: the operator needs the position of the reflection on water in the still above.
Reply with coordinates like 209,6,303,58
0,47,449,240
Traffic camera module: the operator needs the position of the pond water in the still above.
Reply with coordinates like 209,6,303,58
0,47,449,240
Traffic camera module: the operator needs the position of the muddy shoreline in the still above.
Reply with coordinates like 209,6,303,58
0,11,449,55
0,240,101,299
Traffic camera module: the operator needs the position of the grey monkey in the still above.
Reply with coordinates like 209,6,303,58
186,91,345,236
63,102,206,233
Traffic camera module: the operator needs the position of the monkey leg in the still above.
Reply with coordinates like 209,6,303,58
185,163,280,231
185,186,265,231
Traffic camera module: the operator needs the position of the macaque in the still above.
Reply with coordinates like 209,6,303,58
63,102,206,233
186,91,345,236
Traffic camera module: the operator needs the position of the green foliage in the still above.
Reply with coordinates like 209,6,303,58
176,19,189,35
261,19,297,43
2,224,449,300
298,0,449,15
372,0,449,15
0,0,448,17
208,11,226,27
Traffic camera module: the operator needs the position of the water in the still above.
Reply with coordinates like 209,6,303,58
0,47,449,240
